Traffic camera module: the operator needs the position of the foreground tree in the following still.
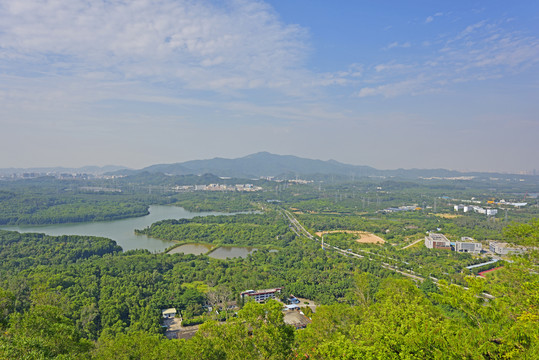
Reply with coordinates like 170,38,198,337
189,300,294,359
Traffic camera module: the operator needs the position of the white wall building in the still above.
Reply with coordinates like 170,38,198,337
489,242,526,256
486,209,498,216
425,233,451,249
241,288,282,303
162,308,177,319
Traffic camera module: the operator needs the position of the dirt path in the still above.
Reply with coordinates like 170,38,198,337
315,230,385,244
401,238,424,250
164,318,200,340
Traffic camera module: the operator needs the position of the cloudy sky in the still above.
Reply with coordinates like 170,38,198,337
1,0,538,172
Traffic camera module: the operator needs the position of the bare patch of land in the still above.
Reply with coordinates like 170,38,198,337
163,317,200,340
294,296,318,312
315,230,385,244
434,213,461,219
163,317,182,339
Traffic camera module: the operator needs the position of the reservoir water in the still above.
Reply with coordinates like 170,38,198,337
168,244,259,259
208,246,258,259
0,205,232,252
168,243,214,256
169,243,259,259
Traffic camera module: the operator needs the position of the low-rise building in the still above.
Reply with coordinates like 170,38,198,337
162,308,177,319
475,207,487,214
241,288,282,303
486,209,498,216
455,237,482,254
489,242,527,256
425,233,451,250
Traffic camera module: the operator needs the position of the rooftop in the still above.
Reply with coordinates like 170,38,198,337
162,308,177,315
241,287,282,296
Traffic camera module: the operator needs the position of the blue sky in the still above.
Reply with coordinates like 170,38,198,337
1,0,538,173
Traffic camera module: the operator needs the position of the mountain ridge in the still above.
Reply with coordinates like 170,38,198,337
2,153,534,180
111,152,532,180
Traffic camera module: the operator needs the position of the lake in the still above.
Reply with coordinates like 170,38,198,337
168,243,214,256
208,246,258,259
0,205,234,252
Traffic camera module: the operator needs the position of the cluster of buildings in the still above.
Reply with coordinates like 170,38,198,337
379,205,421,214
162,287,312,335
172,184,262,192
452,197,531,216
0,172,95,180
240,288,312,329
425,233,528,256
258,176,312,184
79,186,122,193
287,179,314,184
420,176,476,180
496,200,528,207
453,204,498,216
425,233,482,254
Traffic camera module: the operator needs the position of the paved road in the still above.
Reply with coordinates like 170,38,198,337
281,208,424,282
282,210,314,239
280,207,495,298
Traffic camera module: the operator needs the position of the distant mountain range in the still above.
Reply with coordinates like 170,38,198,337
109,152,528,180
2,153,533,180
136,152,379,179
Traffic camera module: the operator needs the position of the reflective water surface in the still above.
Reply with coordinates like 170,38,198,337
1,206,233,252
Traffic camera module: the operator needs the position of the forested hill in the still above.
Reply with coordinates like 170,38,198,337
0,230,122,272
111,152,538,180
0,220,538,359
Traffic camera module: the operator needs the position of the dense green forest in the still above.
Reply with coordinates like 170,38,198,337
0,178,151,225
0,174,269,225
0,219,538,358
136,212,295,248
0,174,538,358
0,172,536,225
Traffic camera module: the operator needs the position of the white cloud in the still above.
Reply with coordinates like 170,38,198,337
374,63,411,72
357,77,429,98
314,64,364,86
386,41,411,49
0,0,310,94
454,20,487,41
359,19,539,98
425,12,443,23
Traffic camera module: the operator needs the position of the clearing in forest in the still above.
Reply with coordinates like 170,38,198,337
434,213,461,219
315,230,385,244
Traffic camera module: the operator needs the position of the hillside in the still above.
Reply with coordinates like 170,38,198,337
107,152,536,181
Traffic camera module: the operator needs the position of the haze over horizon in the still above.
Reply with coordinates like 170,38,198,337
1,1,538,173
